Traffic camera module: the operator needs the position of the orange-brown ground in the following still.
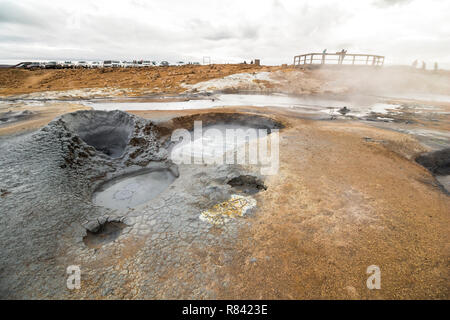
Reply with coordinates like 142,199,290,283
0,64,281,96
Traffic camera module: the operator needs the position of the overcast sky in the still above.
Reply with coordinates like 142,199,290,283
0,0,449,67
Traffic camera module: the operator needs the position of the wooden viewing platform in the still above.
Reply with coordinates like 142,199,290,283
293,52,384,67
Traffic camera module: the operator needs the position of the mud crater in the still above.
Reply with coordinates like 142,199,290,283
227,175,267,195
416,148,450,194
83,220,127,249
165,112,284,133
415,148,450,175
60,110,135,158
162,112,284,162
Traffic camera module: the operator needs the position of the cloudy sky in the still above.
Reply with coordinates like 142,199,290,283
0,0,449,67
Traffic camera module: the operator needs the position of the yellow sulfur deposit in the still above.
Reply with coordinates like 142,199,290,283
199,194,256,225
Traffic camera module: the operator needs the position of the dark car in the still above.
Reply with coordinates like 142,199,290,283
45,61,58,69
26,62,42,70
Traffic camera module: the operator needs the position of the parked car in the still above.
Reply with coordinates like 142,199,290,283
45,61,59,69
160,61,169,66
141,60,153,67
122,61,135,68
61,61,74,69
175,61,185,66
26,62,43,70
103,60,121,67
90,61,102,68
76,61,89,68
15,62,33,68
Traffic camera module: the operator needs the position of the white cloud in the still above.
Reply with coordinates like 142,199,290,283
0,0,449,67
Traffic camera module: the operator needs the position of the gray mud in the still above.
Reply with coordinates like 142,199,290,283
415,148,450,193
0,109,274,299
62,111,135,158
83,220,128,249
416,148,450,175
227,175,267,195
93,168,178,210
0,110,35,125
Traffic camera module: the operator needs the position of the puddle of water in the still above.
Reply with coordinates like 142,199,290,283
85,94,362,112
171,123,262,163
0,93,424,120
381,93,450,103
436,175,450,193
408,128,450,139
81,94,409,121
0,110,35,125
370,103,400,114
93,169,177,210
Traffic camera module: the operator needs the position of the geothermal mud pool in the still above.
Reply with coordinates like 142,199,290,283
93,168,178,210
0,109,280,298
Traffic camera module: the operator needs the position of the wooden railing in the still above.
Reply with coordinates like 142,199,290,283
293,53,384,67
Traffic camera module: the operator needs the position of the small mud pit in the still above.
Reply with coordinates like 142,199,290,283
171,123,265,162
83,221,127,249
168,112,284,133
93,168,177,210
415,148,450,175
166,112,284,163
228,175,267,195
61,110,135,158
